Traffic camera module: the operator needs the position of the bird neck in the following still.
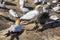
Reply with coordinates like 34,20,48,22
35,8,39,11
15,24,20,25
20,0,25,7
20,5,24,9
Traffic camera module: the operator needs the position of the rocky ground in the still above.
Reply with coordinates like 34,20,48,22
0,0,60,40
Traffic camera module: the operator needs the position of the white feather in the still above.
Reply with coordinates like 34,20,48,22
53,7,60,11
47,2,51,6
19,0,25,6
52,0,58,3
9,9,18,17
20,7,30,13
34,0,42,3
50,15,59,20
43,6,49,12
20,6,30,13
20,10,40,20
0,3,6,8
19,0,31,13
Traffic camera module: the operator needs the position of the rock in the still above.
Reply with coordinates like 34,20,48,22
23,23,36,30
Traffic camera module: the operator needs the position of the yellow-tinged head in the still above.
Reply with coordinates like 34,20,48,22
15,19,20,25
35,5,43,10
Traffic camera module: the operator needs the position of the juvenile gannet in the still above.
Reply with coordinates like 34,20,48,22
42,0,47,4
20,5,42,20
9,9,19,18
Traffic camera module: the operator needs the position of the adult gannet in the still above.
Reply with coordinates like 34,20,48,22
52,0,58,3
20,5,42,20
42,0,48,5
9,9,19,18
43,1,52,6
19,0,33,13
19,0,27,6
47,2,51,6
50,15,59,20
52,4,60,11
34,0,43,5
0,2,6,8
19,0,25,6
20,6,32,13
46,2,53,9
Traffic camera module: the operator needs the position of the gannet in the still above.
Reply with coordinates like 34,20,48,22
34,0,42,5
46,2,53,9
9,9,19,18
52,4,60,11
52,0,58,3
20,5,42,20
47,2,51,6
20,6,32,13
43,2,51,6
0,2,6,8
19,0,33,13
42,0,47,4
42,6,50,20
50,15,59,20
19,0,25,6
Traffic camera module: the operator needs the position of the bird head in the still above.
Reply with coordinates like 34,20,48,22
35,5,43,10
2,2,5,4
15,19,20,25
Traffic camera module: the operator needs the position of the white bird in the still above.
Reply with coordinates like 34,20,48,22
52,4,60,11
34,0,42,5
9,9,19,18
43,1,51,6
19,0,33,13
45,2,53,9
47,2,51,6
52,0,58,3
42,0,47,4
19,0,27,6
20,6,33,13
19,0,25,6
50,15,59,20
0,2,6,8
20,5,42,20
